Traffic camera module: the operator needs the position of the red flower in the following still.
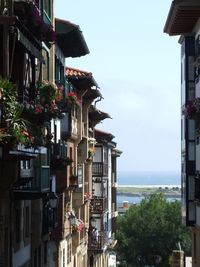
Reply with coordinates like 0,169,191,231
22,130,29,137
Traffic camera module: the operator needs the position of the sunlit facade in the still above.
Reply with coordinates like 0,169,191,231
164,1,200,266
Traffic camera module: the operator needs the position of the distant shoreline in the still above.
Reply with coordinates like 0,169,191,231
118,184,181,188
117,192,181,198
117,185,181,198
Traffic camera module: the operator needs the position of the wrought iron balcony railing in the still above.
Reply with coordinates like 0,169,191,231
92,162,108,177
90,197,107,214
13,166,51,199
88,231,106,253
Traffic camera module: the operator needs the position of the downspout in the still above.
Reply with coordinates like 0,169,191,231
9,189,13,267
94,96,103,107
9,27,17,79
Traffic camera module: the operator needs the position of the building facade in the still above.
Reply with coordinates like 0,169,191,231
0,1,121,266
164,1,200,266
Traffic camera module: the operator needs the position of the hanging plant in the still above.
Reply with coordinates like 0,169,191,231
0,78,57,148
184,98,200,119
0,78,34,147
66,91,81,108
23,81,64,124
14,1,57,44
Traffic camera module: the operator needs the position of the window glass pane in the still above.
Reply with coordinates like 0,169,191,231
189,201,196,221
93,147,102,162
188,141,195,161
44,0,51,17
188,119,195,140
42,50,49,80
188,56,195,81
188,82,195,101
188,175,195,200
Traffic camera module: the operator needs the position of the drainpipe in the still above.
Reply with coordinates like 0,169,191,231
9,189,13,267
94,96,103,107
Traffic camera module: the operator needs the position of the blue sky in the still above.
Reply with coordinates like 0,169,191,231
55,1,180,173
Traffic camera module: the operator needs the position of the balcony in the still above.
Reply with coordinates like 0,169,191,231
88,231,106,253
0,145,38,194
0,144,37,160
90,197,107,214
69,175,81,189
43,205,58,235
50,143,72,173
92,162,108,177
13,166,51,199
52,142,67,158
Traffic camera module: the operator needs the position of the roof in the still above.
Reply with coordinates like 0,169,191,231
66,67,99,90
89,106,111,127
66,67,92,77
95,129,115,142
164,0,200,35
55,18,89,57
112,148,123,157
83,88,102,101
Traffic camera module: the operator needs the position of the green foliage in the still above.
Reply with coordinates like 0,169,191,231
0,77,32,146
116,194,191,267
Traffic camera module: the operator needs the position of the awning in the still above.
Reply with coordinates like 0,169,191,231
164,0,200,35
55,18,89,58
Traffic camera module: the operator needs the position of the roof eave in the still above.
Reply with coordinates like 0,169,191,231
55,18,90,58
164,0,200,36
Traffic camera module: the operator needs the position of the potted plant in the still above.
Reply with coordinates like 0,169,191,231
66,91,81,108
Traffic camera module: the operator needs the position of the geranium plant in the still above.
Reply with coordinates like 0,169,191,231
14,1,57,44
0,78,34,146
0,78,58,148
88,147,96,159
24,81,63,124
66,91,81,108
72,219,84,232
184,98,200,119
84,192,92,201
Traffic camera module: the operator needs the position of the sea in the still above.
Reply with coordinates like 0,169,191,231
117,171,181,204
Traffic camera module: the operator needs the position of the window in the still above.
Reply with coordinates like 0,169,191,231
63,248,65,267
25,206,30,238
44,0,51,20
44,241,48,264
15,209,21,244
67,242,70,264
16,52,35,103
42,49,50,80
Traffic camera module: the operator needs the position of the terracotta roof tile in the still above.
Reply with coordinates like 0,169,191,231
66,67,92,78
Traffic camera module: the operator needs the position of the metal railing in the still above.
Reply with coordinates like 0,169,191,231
90,197,107,213
92,162,108,177
88,231,105,252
